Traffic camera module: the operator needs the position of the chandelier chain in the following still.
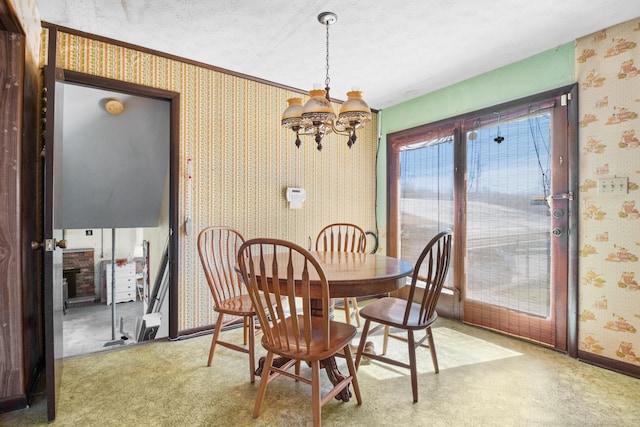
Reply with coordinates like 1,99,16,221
325,21,331,89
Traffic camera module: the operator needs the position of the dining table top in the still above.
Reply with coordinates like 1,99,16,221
256,251,414,299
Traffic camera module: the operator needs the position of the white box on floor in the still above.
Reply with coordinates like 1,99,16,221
135,312,161,342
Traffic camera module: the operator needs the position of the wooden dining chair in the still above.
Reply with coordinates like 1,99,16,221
315,223,367,327
197,226,259,383
354,230,452,403
237,238,362,427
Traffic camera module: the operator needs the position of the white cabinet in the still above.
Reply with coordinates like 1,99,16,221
105,261,137,304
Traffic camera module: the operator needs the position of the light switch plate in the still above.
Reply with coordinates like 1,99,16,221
598,177,628,194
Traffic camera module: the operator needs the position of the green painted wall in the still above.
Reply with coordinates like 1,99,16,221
380,42,575,134
376,42,575,248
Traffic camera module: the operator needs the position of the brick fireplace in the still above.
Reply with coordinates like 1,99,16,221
63,249,95,302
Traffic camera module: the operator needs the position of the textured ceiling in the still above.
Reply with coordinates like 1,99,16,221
36,0,640,109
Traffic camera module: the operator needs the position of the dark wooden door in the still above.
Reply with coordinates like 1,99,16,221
42,28,65,422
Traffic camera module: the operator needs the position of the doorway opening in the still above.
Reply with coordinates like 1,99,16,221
58,78,175,357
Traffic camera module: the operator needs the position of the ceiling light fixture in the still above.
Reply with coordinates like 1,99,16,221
105,98,125,115
281,12,371,151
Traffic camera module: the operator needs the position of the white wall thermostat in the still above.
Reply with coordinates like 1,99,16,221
286,187,306,209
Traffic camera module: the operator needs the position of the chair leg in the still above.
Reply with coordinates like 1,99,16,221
355,319,372,369
426,326,439,374
311,360,322,427
349,297,361,327
342,298,352,325
343,344,362,405
248,315,256,383
208,312,225,366
407,330,418,403
382,325,390,355
253,351,274,418
243,316,248,345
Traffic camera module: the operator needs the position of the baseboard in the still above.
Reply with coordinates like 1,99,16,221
578,350,640,378
0,395,28,414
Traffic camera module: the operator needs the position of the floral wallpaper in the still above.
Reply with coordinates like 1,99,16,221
576,18,640,366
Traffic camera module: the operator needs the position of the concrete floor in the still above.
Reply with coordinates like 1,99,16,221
63,300,144,357
2,314,639,427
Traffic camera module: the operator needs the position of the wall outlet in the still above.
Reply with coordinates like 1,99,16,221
598,177,628,194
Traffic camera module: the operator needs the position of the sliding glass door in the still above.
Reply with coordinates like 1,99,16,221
463,112,559,345
387,87,577,351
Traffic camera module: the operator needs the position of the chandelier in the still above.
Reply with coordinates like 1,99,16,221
281,12,371,151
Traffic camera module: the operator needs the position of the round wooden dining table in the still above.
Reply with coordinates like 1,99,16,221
311,251,414,297
253,251,414,402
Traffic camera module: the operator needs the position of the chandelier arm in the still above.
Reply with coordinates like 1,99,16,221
296,122,355,137
328,122,352,136
296,130,321,137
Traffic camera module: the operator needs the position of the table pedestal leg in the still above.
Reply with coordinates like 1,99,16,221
255,355,291,377
310,298,334,318
321,357,351,402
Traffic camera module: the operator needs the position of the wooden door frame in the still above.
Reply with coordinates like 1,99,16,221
0,0,28,412
57,69,181,339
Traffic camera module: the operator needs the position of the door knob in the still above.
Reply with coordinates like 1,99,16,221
31,239,67,250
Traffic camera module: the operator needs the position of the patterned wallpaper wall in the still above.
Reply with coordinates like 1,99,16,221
576,18,640,367
45,30,379,331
